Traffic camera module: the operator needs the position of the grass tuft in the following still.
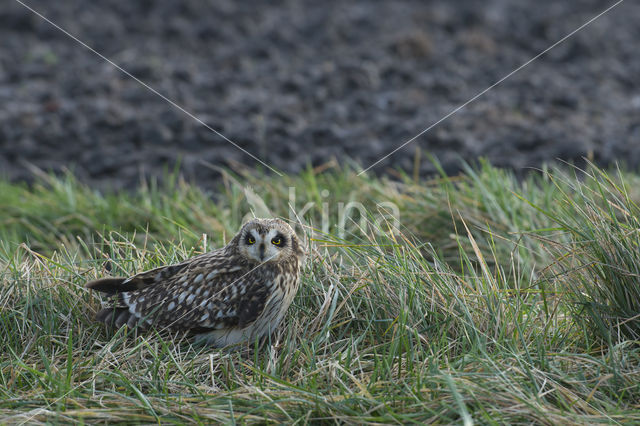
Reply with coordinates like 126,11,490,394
529,163,640,343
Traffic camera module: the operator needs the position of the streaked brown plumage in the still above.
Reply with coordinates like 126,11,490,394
86,218,304,347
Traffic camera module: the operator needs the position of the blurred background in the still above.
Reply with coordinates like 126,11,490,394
0,0,638,189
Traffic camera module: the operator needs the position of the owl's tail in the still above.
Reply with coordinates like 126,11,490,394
86,277,127,294
86,277,147,294
95,305,141,329
87,278,145,329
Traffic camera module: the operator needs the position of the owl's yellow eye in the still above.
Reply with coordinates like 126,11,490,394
246,236,255,245
271,237,282,246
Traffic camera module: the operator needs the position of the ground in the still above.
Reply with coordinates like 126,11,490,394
1,0,639,189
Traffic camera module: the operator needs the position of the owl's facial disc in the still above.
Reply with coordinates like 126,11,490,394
242,228,288,263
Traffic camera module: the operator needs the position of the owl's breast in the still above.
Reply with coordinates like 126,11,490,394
247,269,300,339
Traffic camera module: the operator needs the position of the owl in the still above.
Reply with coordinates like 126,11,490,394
86,218,304,347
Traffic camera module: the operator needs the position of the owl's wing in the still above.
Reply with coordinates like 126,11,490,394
152,273,271,332
86,262,190,294
86,249,239,296
91,251,271,331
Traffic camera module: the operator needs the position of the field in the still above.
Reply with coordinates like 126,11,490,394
1,161,639,424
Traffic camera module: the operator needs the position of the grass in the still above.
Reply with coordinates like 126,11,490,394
1,160,639,424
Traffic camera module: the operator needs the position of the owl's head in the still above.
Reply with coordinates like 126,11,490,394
233,218,303,264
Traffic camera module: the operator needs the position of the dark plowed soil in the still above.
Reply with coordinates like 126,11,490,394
1,0,639,189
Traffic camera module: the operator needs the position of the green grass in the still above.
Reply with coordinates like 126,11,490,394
1,161,639,424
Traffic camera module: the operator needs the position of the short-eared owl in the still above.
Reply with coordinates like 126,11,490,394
86,218,304,347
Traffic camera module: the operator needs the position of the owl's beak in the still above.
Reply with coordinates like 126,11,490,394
259,243,265,261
